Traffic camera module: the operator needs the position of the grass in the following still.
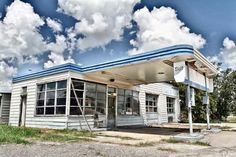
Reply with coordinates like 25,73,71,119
98,134,138,140
133,141,156,147
162,138,210,146
158,147,178,153
0,125,96,144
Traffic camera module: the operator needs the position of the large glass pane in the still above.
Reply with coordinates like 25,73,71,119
97,99,105,108
71,90,83,98
86,83,96,92
70,98,83,107
56,107,66,114
37,92,45,100
86,92,96,100
36,107,44,115
57,80,67,89
96,107,105,114
84,107,95,115
72,80,84,90
118,96,124,102
125,90,132,96
70,107,82,115
37,84,45,92
47,82,56,90
85,99,95,107
57,98,66,105
97,92,106,100
118,89,124,95
46,99,55,106
37,100,44,106
45,107,54,114
97,84,106,92
57,90,66,98
47,91,55,99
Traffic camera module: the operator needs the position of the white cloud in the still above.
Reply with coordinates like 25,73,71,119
0,0,46,61
129,7,206,55
44,34,75,68
218,37,236,69
47,35,67,53
0,61,17,92
58,0,139,50
0,0,47,90
46,17,62,32
44,52,75,68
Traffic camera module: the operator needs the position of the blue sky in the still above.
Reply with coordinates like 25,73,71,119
0,0,236,90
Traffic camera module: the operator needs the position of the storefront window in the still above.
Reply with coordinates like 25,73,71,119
36,80,67,115
146,94,158,113
117,89,140,115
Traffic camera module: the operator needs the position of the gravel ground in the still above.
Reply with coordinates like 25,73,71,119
0,141,236,157
1,131,236,157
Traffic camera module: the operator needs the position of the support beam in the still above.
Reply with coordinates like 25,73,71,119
204,74,211,130
186,63,193,135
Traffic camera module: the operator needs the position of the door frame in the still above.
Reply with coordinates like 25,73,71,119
19,95,27,127
106,87,117,128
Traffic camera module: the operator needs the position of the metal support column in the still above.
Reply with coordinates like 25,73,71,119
204,74,210,130
186,63,193,135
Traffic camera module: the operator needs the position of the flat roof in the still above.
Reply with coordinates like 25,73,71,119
13,45,217,83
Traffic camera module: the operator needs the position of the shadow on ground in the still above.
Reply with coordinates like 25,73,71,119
113,126,200,136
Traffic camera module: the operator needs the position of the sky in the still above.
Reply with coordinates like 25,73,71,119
0,0,236,91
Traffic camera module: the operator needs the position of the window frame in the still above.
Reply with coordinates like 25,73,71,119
167,97,175,114
69,79,107,116
117,89,140,116
145,94,158,113
35,80,67,116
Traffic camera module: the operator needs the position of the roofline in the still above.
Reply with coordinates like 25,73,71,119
13,44,219,83
193,49,218,75
13,45,194,83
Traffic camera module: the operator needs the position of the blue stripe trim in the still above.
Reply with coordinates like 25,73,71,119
184,79,210,92
13,45,194,83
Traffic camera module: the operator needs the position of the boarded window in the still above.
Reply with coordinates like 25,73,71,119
36,80,67,115
146,94,158,113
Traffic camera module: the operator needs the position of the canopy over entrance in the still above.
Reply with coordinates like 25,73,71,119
83,45,217,91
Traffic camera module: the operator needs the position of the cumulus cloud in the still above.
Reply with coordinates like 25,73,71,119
44,52,75,68
218,37,236,69
0,0,46,61
0,0,47,90
129,7,206,55
46,17,62,33
58,0,139,50
44,34,75,68
0,61,17,91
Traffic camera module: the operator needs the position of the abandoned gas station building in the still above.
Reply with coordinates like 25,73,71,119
8,45,217,131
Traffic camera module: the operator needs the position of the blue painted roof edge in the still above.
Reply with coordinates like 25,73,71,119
13,44,194,83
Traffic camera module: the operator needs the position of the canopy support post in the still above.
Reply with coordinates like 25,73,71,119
186,63,193,135
204,74,210,130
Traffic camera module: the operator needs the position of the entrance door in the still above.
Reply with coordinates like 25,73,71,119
19,96,27,126
107,87,116,128
19,87,27,127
